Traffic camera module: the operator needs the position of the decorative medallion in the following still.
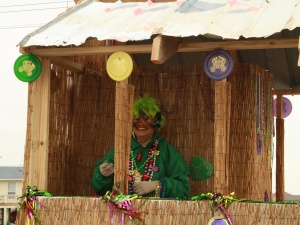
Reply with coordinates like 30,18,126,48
106,51,133,81
273,97,292,118
13,54,42,82
207,211,230,225
204,49,234,80
207,217,230,225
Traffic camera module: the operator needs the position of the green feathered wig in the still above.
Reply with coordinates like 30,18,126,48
133,95,166,131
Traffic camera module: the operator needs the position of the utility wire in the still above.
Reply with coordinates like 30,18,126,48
0,24,45,29
0,7,71,13
0,1,75,29
0,1,73,8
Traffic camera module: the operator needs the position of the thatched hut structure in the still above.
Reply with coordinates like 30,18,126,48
15,0,300,224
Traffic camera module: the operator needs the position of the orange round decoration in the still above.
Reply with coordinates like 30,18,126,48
106,52,133,81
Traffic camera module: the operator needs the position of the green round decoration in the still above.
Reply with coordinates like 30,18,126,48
14,54,42,82
190,155,214,181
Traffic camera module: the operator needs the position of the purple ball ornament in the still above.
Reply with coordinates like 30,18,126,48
273,97,292,118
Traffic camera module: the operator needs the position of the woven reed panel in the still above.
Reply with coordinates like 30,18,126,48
128,65,215,197
48,65,115,196
17,197,300,225
47,40,116,196
227,64,273,201
114,82,134,194
45,40,273,200
47,63,215,197
48,67,75,196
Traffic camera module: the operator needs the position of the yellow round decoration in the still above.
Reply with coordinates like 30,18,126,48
106,51,133,81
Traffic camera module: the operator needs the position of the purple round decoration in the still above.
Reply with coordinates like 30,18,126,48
204,49,234,80
211,219,229,225
207,218,230,225
273,97,292,118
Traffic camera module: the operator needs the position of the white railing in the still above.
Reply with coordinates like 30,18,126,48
0,195,18,203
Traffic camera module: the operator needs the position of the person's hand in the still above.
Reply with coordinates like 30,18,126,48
99,162,114,177
132,181,157,195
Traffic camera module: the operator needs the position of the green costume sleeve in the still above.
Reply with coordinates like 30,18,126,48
158,141,190,200
91,148,115,196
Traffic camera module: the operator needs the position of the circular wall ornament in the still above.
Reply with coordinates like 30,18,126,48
204,49,234,80
273,97,292,118
13,54,42,82
207,217,230,225
106,51,133,81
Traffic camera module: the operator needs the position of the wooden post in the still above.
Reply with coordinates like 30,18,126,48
297,36,300,66
276,95,285,201
114,81,134,194
213,80,231,194
23,58,51,191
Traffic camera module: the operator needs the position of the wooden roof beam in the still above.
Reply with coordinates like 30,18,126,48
19,38,299,57
298,36,300,66
151,35,179,64
272,89,300,95
49,57,84,73
179,38,298,52
50,57,102,75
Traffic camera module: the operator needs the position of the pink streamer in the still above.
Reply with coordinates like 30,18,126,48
118,200,136,222
219,205,233,225
104,194,142,225
107,201,115,224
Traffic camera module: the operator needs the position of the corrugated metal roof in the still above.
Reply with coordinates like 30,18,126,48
18,0,300,47
0,166,23,180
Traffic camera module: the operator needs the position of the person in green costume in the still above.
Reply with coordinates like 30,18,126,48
91,95,190,199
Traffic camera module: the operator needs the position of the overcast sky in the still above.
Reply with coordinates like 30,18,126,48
0,1,75,165
0,0,300,195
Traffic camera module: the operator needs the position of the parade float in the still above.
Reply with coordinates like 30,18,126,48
13,0,300,224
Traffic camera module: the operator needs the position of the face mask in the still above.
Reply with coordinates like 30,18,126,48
132,115,155,128
132,112,162,128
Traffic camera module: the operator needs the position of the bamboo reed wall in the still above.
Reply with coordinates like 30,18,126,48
20,40,279,224
227,64,273,200
45,63,216,197
128,65,215,197
40,60,273,201
47,65,116,196
16,197,300,225
23,39,273,207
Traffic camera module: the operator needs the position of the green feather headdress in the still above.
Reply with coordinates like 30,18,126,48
133,95,166,131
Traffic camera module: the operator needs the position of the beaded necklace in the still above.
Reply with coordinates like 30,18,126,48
128,140,159,194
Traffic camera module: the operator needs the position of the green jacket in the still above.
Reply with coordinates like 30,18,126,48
91,134,190,199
